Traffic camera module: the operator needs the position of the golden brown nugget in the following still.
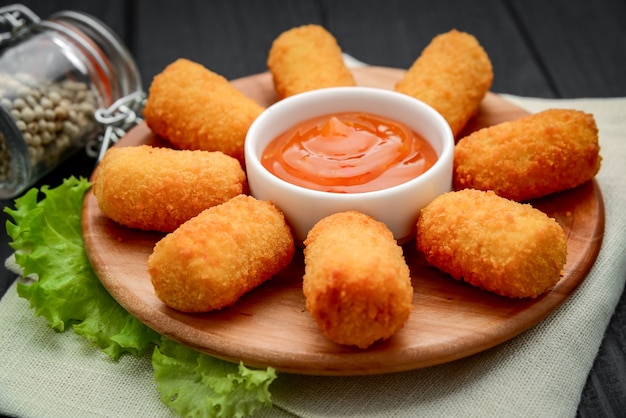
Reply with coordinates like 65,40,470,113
395,29,493,137
454,109,601,201
417,189,567,299
143,58,264,163
303,211,413,349
148,195,295,313
267,24,356,99
93,145,246,232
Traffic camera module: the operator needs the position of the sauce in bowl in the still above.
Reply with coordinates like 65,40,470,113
261,112,437,193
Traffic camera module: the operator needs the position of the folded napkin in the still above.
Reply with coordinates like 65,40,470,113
1,95,624,418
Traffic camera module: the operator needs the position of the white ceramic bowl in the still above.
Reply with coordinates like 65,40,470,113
244,86,454,243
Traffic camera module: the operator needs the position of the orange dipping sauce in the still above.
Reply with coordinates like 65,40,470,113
261,112,438,193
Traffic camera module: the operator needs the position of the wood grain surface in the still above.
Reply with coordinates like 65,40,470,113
82,67,604,375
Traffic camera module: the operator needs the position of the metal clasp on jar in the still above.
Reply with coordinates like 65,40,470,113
0,4,40,44
89,90,146,161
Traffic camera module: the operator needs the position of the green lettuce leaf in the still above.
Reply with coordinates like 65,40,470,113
153,337,277,418
5,176,279,416
5,176,160,358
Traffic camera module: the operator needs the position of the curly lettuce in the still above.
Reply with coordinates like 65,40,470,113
5,176,158,358
153,337,276,417
5,176,277,416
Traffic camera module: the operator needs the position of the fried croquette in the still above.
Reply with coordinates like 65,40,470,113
143,58,264,163
93,145,246,232
395,29,493,137
303,211,413,349
148,195,295,313
267,24,356,99
416,189,567,299
453,108,601,201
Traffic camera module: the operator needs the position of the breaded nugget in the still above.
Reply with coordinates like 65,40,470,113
148,195,295,312
454,109,601,201
303,211,413,349
417,189,567,299
267,24,356,99
143,58,264,163
93,145,246,232
395,29,493,137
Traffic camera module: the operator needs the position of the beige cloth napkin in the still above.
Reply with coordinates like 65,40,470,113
1,95,625,418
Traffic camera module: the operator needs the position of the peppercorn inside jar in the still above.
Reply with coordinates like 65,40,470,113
0,6,142,199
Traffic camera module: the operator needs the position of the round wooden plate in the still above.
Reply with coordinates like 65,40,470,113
82,67,605,375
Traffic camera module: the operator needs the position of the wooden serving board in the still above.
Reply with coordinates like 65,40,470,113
82,67,604,375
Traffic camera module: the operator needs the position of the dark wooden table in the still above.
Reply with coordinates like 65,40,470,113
1,0,624,416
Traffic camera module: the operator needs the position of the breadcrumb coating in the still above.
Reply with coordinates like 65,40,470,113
453,108,601,201
303,211,413,349
417,189,567,299
395,29,493,137
143,58,264,163
148,195,295,313
267,24,356,99
93,145,246,232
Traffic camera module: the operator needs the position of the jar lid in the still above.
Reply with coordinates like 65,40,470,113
43,10,143,102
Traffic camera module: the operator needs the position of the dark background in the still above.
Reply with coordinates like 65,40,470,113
0,1,624,416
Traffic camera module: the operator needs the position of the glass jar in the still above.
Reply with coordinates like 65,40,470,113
0,4,142,198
